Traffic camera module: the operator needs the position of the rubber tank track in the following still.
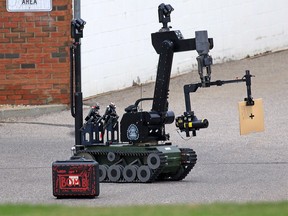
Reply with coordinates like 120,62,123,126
158,148,197,181
173,148,197,180
76,149,167,183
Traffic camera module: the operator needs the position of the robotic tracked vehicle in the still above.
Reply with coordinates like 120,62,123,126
70,4,256,183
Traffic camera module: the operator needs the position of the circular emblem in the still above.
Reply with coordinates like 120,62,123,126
127,124,139,141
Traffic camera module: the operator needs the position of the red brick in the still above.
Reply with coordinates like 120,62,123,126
22,85,36,90
37,74,51,79
12,38,26,43
3,84,22,90
35,21,49,27
48,89,61,94
14,100,29,105
1,17,9,22
52,73,68,79
5,64,20,70
30,99,46,105
14,90,30,95
44,58,59,64
37,84,53,89
20,32,35,37
26,48,42,54
20,53,36,59
0,100,14,105
0,29,10,33
0,90,15,95
0,95,7,100
53,84,68,89
26,27,42,33
5,33,19,38
22,94,38,100
42,47,58,53
38,63,52,69
4,22,18,28
9,17,23,22
0,59,12,64
0,38,10,43
8,95,22,100
26,16,41,22
42,37,55,43
11,27,26,33
35,32,50,37
27,37,42,43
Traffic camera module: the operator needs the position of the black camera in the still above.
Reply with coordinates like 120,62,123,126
71,18,86,39
176,112,209,137
158,3,174,29
73,18,86,31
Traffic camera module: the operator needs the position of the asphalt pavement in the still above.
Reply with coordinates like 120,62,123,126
0,50,287,206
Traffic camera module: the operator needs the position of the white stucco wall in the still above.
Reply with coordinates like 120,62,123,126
80,0,288,98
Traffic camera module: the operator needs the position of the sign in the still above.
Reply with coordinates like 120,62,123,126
6,0,52,12
238,98,265,135
52,160,100,198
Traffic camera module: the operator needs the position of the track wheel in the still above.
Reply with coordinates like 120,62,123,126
123,165,138,182
99,164,109,182
107,152,117,162
147,153,161,169
137,165,151,183
107,165,123,182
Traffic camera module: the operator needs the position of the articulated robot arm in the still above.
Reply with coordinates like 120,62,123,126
175,28,255,137
176,70,255,137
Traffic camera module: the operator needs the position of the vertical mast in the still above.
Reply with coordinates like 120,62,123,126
71,19,86,146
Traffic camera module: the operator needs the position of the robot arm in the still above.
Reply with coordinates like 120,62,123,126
174,22,256,137
177,70,255,137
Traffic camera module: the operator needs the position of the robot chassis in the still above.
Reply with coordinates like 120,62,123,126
69,4,255,183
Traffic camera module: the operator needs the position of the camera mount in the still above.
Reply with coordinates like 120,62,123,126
158,3,174,31
71,18,86,40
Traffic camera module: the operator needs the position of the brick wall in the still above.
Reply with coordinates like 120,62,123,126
0,0,72,105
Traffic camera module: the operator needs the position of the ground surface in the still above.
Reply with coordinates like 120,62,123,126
0,50,287,206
